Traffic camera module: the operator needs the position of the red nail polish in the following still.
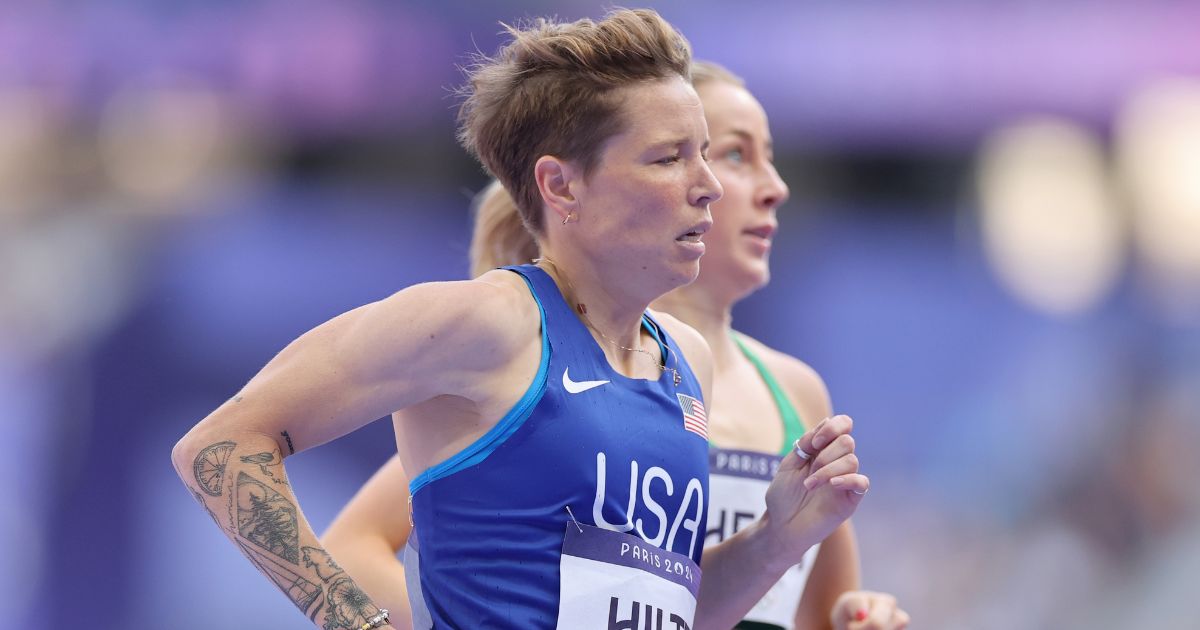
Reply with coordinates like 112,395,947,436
854,608,868,622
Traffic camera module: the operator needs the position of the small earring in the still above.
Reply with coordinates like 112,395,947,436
562,210,577,225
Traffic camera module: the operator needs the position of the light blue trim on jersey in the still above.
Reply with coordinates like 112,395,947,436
408,272,550,495
642,314,670,364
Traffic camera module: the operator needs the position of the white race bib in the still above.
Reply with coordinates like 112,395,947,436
706,449,820,629
557,523,701,630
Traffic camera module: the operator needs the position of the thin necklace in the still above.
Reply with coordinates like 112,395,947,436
535,257,681,386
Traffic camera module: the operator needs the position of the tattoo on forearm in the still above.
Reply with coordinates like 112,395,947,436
281,430,296,455
302,546,379,629
236,540,378,627
237,538,324,615
301,547,345,581
321,576,376,630
226,481,237,529
237,472,300,563
241,448,288,486
189,440,377,628
192,441,236,496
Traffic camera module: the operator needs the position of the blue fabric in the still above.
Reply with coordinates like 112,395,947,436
408,271,550,495
407,264,710,629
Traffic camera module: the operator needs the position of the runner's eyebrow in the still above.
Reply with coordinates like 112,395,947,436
715,129,773,154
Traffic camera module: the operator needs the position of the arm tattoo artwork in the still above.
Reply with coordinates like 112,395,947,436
237,471,300,563
188,440,380,629
241,448,289,486
303,547,379,630
193,441,235,496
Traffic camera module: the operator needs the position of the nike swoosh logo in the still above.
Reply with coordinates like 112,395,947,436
562,367,610,394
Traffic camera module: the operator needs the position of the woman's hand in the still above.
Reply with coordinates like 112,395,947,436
830,590,910,630
761,415,869,563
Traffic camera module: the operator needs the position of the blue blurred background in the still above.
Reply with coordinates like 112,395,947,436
3,1,1199,628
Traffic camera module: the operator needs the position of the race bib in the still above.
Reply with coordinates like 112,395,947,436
706,448,820,629
557,523,701,630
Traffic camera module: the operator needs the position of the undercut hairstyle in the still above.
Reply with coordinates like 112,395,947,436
465,60,747,277
457,8,693,235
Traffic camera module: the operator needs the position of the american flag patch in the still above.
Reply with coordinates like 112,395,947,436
677,394,708,439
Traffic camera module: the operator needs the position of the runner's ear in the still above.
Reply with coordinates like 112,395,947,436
534,155,580,226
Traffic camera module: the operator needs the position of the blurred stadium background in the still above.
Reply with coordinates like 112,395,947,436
2,1,1198,628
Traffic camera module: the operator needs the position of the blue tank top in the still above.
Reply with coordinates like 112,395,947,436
405,265,710,628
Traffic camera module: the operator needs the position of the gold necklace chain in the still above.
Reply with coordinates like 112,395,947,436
535,257,681,386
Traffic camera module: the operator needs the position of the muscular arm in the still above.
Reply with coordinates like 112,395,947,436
171,279,534,629
177,432,387,628
321,455,414,630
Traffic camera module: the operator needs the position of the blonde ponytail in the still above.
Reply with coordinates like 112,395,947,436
468,180,540,277
690,59,744,89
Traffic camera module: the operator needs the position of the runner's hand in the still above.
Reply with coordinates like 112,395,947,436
761,414,868,562
831,590,910,630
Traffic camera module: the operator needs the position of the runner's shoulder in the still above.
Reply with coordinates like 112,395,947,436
650,309,713,370
650,309,713,399
369,272,540,368
734,332,832,423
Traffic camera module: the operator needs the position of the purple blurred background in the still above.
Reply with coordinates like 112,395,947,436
2,2,1199,628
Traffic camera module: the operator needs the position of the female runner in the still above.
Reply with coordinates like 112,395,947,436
322,61,903,629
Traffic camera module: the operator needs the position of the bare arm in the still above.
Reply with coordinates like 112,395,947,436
795,522,860,629
321,455,414,630
799,527,910,629
772,351,862,630
654,317,867,629
695,416,867,630
171,279,533,629
175,432,389,628
747,338,907,630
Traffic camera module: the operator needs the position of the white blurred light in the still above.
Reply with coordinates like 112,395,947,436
977,118,1125,316
1116,78,1200,323
0,215,135,357
97,85,234,207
